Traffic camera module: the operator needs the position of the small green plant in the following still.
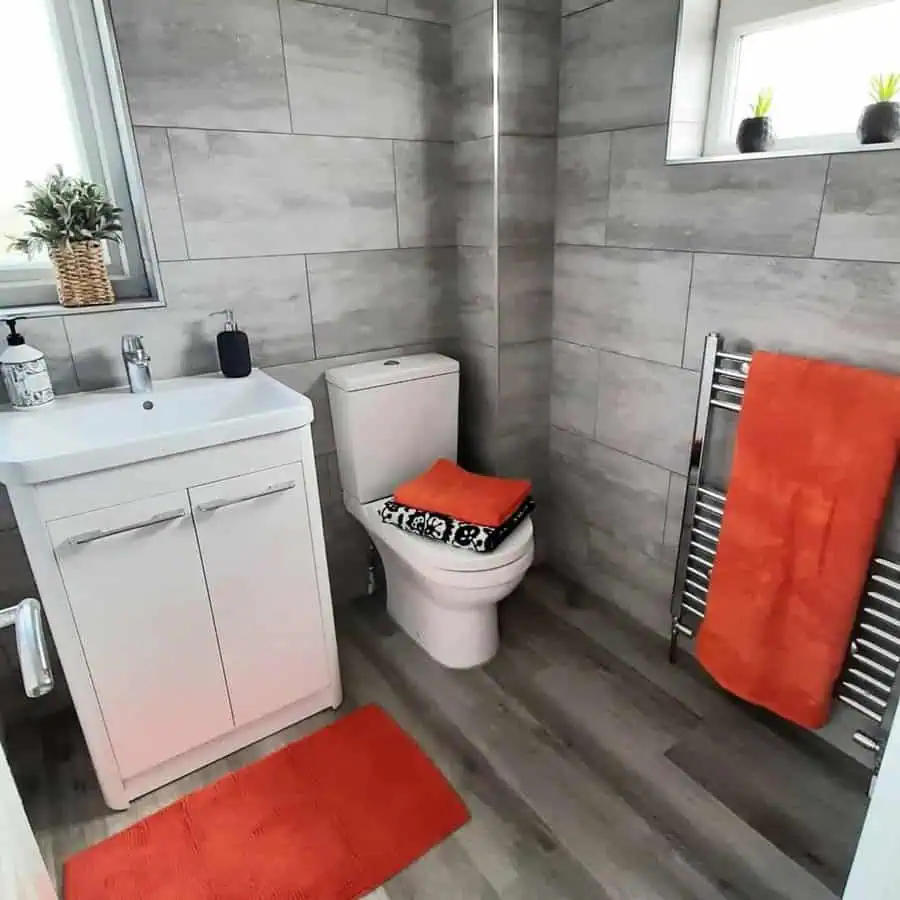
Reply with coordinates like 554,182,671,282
870,73,900,103
7,166,123,258
750,88,774,118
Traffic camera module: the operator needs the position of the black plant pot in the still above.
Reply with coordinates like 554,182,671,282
858,101,900,144
736,116,775,153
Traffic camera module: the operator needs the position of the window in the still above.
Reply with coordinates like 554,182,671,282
0,0,157,310
705,0,900,156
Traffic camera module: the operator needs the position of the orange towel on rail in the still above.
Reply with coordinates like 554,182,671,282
696,351,900,729
393,458,531,528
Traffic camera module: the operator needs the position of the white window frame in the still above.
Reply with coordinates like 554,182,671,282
703,0,896,157
0,0,162,315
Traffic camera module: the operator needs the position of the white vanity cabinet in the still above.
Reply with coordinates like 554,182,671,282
0,373,341,810
47,493,234,781
189,462,331,729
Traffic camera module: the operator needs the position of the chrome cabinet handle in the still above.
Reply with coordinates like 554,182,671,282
0,598,54,698
196,480,296,514
65,508,187,547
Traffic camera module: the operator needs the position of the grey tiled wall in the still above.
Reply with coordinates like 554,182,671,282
550,0,900,638
0,0,458,712
454,0,559,536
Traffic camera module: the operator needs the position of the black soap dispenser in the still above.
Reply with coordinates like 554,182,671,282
214,309,252,378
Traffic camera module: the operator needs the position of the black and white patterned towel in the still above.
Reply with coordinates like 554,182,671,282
379,496,535,553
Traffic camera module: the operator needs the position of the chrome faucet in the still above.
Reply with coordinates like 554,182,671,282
121,334,152,393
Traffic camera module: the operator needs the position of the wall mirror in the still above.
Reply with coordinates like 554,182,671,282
667,0,900,163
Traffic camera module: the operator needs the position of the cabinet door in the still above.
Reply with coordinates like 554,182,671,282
190,462,330,728
48,492,233,780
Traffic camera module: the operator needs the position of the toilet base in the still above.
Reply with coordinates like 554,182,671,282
387,585,499,670
362,524,533,670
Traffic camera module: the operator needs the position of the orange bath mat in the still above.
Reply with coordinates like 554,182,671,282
64,705,469,899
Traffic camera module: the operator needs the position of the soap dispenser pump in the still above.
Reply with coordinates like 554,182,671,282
213,309,252,378
0,319,54,410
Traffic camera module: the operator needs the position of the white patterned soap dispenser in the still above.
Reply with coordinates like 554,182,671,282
0,319,54,410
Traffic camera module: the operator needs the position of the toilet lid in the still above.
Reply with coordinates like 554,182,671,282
361,500,534,573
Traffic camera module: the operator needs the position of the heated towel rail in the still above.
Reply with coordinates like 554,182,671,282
669,333,900,762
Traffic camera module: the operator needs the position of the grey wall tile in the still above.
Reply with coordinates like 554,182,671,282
607,127,829,256
499,137,556,245
499,10,560,138
389,0,453,22
65,256,314,388
549,427,668,545
453,10,494,142
585,525,674,637
685,253,900,373
454,0,493,19
559,0,677,135
133,128,187,262
593,351,697,474
555,133,611,246
308,248,457,356
499,246,553,344
160,257,315,367
500,0,562,11
551,340,599,437
394,141,456,248
498,340,551,438
169,130,397,257
815,151,900,263
553,246,691,366
663,472,686,565
456,138,495,247
458,248,497,346
109,0,290,131
456,341,500,473
281,3,452,140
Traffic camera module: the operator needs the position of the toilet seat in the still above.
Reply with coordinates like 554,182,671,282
358,499,533,574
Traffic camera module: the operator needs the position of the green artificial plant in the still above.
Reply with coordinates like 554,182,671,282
7,166,123,258
870,73,900,103
750,88,774,118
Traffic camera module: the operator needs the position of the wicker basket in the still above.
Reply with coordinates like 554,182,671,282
49,241,115,307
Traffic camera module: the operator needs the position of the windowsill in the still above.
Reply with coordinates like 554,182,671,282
667,137,900,166
1,296,165,321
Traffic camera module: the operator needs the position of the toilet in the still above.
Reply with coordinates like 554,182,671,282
326,353,534,669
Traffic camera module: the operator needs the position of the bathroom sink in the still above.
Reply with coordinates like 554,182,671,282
0,371,313,485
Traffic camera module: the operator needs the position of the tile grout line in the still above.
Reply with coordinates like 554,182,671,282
391,141,402,248
554,240,900,267
164,128,192,261
810,155,833,258
275,0,295,135
305,255,319,360
680,253,695,369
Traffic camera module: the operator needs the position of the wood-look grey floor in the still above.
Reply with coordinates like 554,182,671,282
5,568,869,900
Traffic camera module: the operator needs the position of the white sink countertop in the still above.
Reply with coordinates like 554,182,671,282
0,370,313,485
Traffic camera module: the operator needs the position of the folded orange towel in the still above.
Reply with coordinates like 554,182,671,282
697,351,900,729
393,459,531,528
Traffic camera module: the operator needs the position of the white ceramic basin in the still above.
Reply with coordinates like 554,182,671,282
0,370,313,485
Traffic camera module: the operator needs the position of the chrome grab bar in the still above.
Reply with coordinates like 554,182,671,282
0,598,54,699
65,508,186,547
195,480,296,514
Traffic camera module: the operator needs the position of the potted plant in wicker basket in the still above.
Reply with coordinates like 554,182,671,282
7,167,123,307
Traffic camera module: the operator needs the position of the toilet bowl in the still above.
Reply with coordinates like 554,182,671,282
325,352,535,669
348,497,534,668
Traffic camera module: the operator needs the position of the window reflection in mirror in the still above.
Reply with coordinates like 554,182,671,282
668,0,900,163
